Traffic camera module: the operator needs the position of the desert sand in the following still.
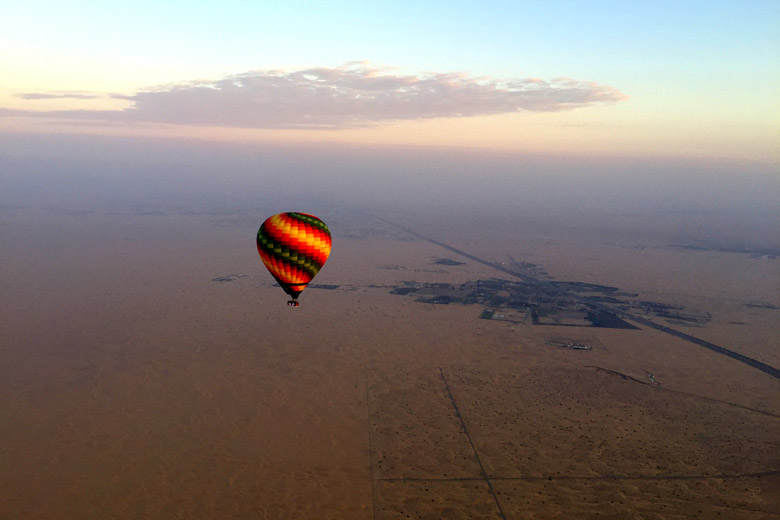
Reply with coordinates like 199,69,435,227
1,205,778,519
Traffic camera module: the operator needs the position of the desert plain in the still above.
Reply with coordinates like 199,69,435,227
1,201,779,519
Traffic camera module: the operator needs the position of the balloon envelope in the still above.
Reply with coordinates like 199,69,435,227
256,212,332,300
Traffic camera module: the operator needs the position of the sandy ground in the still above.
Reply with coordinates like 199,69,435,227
1,207,778,519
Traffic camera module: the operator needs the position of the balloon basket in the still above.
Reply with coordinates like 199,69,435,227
287,300,300,307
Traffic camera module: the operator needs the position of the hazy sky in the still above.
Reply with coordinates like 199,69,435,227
2,1,778,161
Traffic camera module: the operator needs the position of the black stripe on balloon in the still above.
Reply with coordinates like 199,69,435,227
257,220,328,254
257,224,327,258
257,236,322,278
287,213,331,235
259,247,321,279
258,222,329,264
256,225,327,274
256,233,324,270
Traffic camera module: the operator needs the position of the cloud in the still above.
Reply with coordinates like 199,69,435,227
14,92,104,100
5,64,628,129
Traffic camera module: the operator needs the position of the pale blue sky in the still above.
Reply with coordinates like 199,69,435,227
1,0,778,160
4,1,777,78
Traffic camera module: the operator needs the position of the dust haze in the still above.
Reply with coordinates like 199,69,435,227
4,133,778,217
2,132,779,518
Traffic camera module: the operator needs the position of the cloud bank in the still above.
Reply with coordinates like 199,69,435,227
7,63,628,129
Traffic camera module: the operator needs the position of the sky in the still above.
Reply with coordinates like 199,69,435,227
1,0,778,162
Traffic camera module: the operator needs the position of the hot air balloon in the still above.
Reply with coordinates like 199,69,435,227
256,212,332,306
